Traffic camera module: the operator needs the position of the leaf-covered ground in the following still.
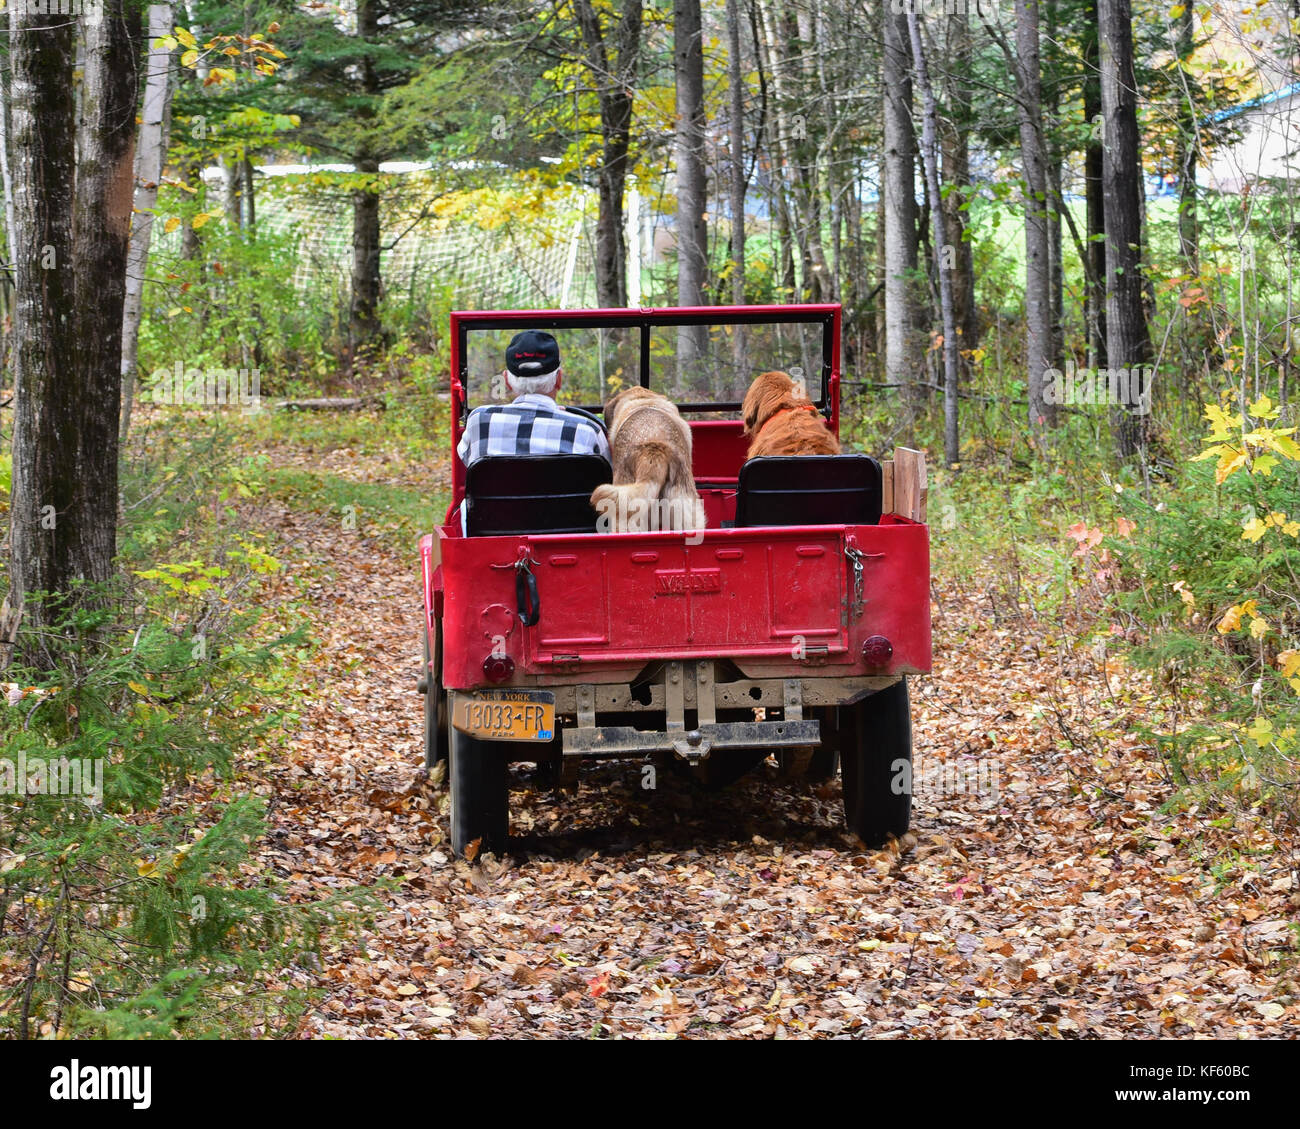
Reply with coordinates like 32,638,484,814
243,430,1299,1039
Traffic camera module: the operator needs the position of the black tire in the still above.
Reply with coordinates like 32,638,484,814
449,717,510,858
422,622,449,776
840,679,912,846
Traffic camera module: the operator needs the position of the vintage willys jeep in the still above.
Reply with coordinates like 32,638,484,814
418,304,930,856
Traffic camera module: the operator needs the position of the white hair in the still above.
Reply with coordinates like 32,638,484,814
506,368,561,397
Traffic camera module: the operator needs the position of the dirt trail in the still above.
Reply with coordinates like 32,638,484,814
250,496,1299,1039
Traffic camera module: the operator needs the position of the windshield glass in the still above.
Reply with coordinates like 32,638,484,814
460,314,831,417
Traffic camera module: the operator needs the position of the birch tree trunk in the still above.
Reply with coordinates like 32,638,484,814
674,0,709,372
1013,0,1055,431
120,2,176,446
906,12,959,467
883,6,923,426
725,0,746,306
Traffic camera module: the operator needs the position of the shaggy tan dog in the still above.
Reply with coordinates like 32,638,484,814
590,387,706,532
742,370,841,459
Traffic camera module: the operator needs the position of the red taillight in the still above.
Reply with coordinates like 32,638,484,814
861,635,893,667
483,654,515,682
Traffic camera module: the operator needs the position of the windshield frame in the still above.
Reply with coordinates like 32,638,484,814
447,304,843,511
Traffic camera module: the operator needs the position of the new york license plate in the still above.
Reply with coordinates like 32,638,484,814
453,690,555,742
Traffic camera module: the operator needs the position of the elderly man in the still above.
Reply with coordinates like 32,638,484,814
457,330,609,467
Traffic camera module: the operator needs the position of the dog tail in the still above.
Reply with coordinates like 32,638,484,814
590,481,661,531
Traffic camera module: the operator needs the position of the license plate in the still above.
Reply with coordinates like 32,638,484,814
453,690,555,742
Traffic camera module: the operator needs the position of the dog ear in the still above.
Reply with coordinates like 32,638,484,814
744,371,789,434
742,374,768,434
603,388,629,423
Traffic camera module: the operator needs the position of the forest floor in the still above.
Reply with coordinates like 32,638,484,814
237,418,1300,1039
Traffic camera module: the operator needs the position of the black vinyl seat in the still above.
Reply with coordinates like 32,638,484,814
735,454,883,527
464,454,612,536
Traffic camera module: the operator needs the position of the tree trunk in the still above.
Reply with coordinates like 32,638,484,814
575,0,642,309
941,8,977,386
883,7,923,427
1045,0,1064,372
120,2,176,446
726,0,746,307
1013,0,1054,432
349,0,383,356
907,13,959,468
350,158,382,354
242,155,256,237
1175,1,1198,276
1084,9,1107,370
7,0,142,666
1099,0,1153,458
674,0,709,371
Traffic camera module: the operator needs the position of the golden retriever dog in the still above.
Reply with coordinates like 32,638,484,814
742,370,841,459
590,387,706,533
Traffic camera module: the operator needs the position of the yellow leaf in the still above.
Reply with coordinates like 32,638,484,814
1216,449,1249,484
1218,604,1244,634
1278,650,1300,679
1266,433,1300,460
181,49,199,67
1202,402,1241,441
1249,616,1269,640
163,216,180,234
175,26,197,48
1248,394,1277,419
136,859,158,878
191,212,212,230
1242,517,1269,543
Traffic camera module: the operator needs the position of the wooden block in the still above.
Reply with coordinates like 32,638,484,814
881,460,895,516
892,446,928,522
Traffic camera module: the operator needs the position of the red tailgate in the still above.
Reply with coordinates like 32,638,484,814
436,519,930,689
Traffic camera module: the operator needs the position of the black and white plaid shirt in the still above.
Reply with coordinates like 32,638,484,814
456,393,610,466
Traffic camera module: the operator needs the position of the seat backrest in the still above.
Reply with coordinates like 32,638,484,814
465,454,612,536
735,454,882,527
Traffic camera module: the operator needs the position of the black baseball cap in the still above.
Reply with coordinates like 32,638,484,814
505,330,561,377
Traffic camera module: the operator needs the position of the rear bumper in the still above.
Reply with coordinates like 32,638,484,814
563,718,821,760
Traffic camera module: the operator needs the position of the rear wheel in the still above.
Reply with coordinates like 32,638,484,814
449,716,509,859
840,679,912,847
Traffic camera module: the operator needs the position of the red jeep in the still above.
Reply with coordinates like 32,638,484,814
419,304,931,856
